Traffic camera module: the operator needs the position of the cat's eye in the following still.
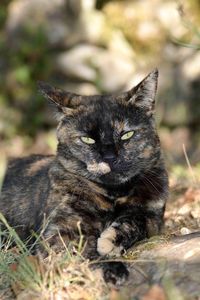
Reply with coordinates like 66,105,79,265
81,136,95,144
121,131,134,141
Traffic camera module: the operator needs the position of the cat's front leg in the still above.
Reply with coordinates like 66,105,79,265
97,219,145,256
97,206,164,257
97,222,127,256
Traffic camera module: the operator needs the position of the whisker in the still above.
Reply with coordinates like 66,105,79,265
142,175,160,193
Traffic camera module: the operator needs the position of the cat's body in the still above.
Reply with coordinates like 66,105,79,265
0,70,168,284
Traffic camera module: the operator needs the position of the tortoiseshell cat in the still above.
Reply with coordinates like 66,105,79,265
0,69,168,284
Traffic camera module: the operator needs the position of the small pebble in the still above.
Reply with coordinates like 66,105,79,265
177,204,191,215
180,227,192,235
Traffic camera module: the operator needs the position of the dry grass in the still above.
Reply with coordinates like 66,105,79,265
0,214,108,300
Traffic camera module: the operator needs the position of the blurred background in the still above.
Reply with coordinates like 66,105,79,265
0,0,200,186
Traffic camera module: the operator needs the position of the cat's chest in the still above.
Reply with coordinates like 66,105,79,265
99,194,139,217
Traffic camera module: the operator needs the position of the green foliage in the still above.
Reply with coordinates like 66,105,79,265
0,18,53,138
0,213,42,291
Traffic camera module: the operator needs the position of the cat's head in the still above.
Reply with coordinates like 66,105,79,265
38,69,161,185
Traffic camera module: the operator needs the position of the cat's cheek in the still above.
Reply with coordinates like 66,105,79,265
97,225,123,257
138,145,154,159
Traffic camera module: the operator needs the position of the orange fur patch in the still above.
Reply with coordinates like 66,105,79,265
27,158,52,176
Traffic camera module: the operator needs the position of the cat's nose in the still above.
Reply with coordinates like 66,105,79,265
101,145,117,164
102,152,116,163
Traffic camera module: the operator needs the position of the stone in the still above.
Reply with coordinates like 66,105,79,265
182,52,200,81
180,227,192,235
6,0,83,48
125,232,200,299
55,32,136,92
55,45,101,81
93,31,135,92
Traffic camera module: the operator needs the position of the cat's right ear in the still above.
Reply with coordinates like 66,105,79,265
38,81,82,117
119,69,158,116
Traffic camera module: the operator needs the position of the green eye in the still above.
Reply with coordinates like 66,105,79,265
121,131,134,141
81,136,95,144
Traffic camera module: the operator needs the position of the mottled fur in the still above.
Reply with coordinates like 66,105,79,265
0,70,168,284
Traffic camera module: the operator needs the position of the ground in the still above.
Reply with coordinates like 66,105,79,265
0,149,200,300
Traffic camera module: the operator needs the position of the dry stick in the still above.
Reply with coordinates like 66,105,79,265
182,143,197,184
89,257,166,265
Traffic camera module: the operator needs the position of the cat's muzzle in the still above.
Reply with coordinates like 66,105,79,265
87,161,111,175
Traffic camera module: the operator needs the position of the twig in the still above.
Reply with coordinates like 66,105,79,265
182,144,197,184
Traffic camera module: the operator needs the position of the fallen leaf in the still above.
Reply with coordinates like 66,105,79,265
142,285,166,300
109,288,121,300
184,188,200,203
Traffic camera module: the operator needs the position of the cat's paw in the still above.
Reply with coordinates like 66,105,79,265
97,225,123,256
102,262,129,285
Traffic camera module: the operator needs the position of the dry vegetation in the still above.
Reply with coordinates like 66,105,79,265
0,213,107,300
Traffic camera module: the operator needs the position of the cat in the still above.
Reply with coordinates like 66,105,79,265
0,69,168,284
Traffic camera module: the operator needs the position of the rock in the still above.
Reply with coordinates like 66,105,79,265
180,227,192,235
182,52,200,81
82,3,110,45
5,0,112,49
55,45,101,81
125,233,200,299
177,203,191,215
157,2,187,38
6,0,83,48
76,83,98,95
149,232,200,261
93,31,135,92
56,32,136,92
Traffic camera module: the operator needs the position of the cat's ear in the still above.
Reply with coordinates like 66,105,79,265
38,81,82,117
125,69,158,115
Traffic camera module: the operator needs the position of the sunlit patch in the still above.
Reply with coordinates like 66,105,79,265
121,131,134,141
81,136,95,144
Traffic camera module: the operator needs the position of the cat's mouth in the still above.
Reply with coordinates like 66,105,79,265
86,160,134,185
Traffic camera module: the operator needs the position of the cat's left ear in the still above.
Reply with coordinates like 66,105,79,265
125,69,158,115
37,81,83,116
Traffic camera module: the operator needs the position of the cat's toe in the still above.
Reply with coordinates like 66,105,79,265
103,262,129,286
97,225,123,256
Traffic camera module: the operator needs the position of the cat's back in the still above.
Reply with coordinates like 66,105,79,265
1,154,54,188
0,154,54,236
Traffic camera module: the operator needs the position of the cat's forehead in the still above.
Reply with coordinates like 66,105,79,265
77,96,135,133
